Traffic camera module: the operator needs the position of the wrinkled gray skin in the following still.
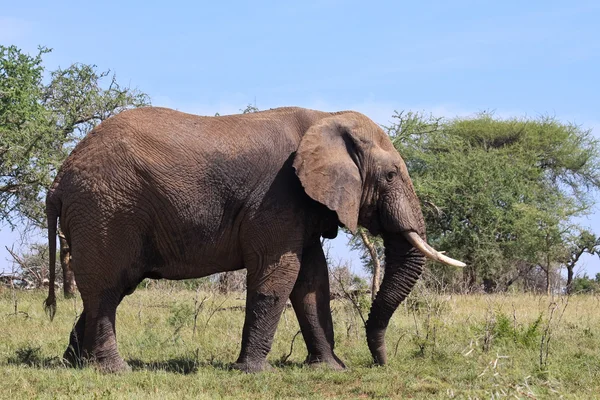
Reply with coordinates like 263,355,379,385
44,107,427,373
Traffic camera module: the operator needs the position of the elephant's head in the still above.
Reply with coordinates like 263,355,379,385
293,111,465,365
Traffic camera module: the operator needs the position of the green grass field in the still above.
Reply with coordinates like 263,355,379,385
1,286,599,399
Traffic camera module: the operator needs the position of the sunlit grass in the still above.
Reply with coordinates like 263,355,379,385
1,287,599,399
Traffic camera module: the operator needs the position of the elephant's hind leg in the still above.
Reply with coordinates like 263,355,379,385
78,286,131,373
290,239,345,370
72,237,143,373
63,311,86,367
80,289,129,372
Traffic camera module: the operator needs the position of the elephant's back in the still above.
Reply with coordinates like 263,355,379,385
52,107,224,194
70,106,312,166
51,106,331,203
64,106,332,164
50,106,308,236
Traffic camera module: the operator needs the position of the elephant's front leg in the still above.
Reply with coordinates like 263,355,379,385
234,250,302,373
290,240,345,370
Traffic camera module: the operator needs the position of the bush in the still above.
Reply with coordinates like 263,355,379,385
570,274,600,294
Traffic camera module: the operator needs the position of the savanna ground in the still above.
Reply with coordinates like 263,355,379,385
1,283,599,399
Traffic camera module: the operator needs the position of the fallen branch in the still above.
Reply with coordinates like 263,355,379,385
279,330,302,364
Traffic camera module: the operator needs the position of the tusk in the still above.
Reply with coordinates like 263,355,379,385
403,231,466,268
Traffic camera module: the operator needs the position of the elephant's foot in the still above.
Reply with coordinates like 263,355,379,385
75,348,130,373
63,346,130,373
94,356,131,374
306,353,346,371
232,359,274,373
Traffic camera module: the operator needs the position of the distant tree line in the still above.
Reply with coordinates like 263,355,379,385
2,44,599,296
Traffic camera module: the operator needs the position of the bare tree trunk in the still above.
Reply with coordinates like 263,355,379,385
58,229,76,298
566,266,574,294
360,230,381,300
545,251,551,296
565,247,586,294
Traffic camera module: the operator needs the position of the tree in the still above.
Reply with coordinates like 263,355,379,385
387,111,600,292
1,45,150,296
563,229,600,293
241,103,259,114
1,46,52,225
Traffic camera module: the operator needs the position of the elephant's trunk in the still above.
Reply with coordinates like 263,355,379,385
365,233,425,365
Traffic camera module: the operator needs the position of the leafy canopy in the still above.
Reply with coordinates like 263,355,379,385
386,111,600,289
0,45,149,227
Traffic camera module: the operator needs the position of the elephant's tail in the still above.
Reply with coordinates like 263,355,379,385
43,197,59,321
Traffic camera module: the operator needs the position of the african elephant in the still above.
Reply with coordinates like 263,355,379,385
44,106,464,373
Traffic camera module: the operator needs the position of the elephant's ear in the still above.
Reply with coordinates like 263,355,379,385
293,115,364,234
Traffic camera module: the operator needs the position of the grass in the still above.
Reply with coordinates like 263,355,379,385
1,286,599,399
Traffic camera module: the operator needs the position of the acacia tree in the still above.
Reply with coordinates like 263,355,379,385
563,229,600,293
1,46,52,223
384,111,600,292
1,45,149,296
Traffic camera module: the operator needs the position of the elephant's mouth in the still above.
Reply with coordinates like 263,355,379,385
401,231,466,268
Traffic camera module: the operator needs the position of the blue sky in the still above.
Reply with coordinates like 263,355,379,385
1,0,599,276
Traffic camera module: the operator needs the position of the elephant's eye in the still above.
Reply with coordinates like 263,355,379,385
386,171,397,182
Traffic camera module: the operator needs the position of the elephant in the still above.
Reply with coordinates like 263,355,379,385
43,106,464,373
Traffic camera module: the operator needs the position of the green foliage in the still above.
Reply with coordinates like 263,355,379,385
492,311,542,348
353,285,371,315
570,274,600,293
1,46,54,225
388,111,600,290
168,302,195,329
0,45,149,227
7,346,43,367
406,285,450,358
